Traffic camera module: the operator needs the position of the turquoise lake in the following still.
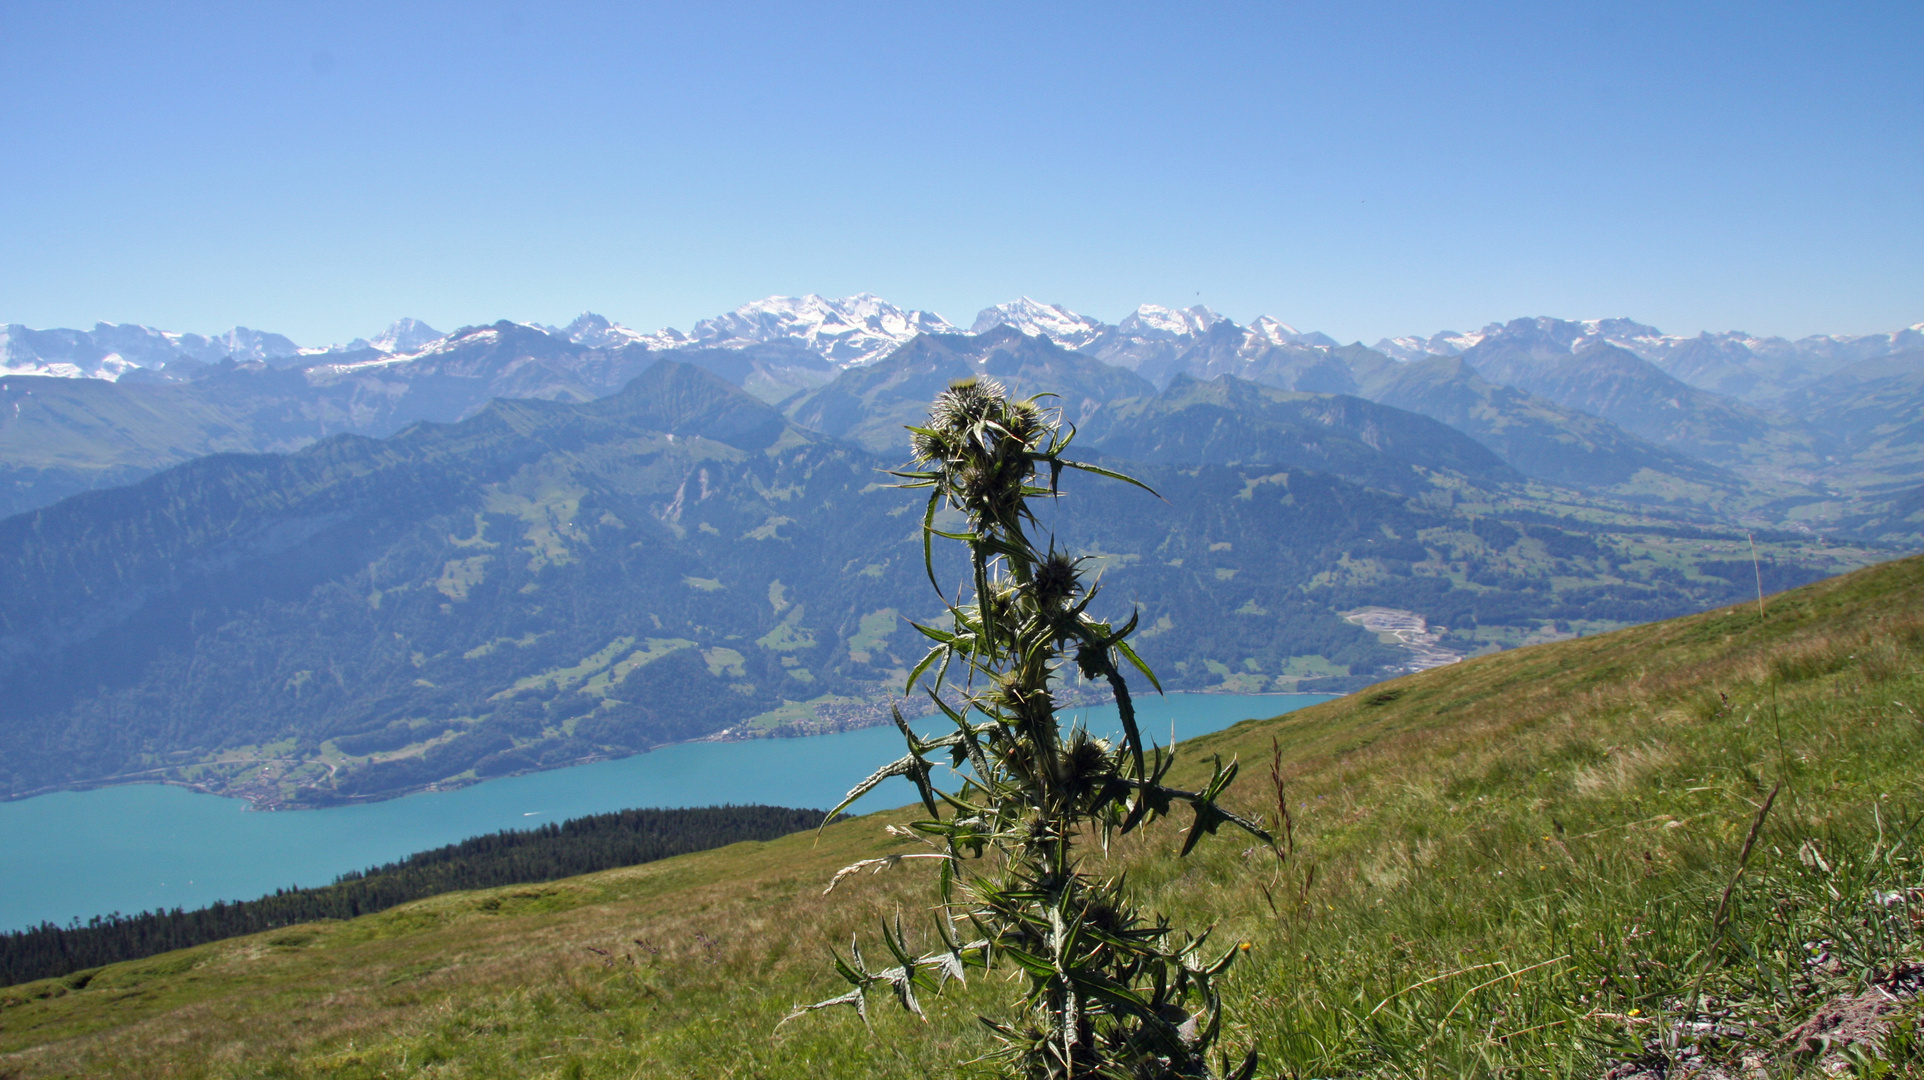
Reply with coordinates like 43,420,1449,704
0,693,1331,932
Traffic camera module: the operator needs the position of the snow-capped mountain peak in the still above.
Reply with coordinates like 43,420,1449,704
1242,315,1302,347
1118,303,1226,339
542,312,661,350
300,318,444,356
1239,315,1339,351
368,318,444,354
682,293,956,366
1,321,302,379
1375,317,1692,363
969,297,1107,350
1368,328,1488,360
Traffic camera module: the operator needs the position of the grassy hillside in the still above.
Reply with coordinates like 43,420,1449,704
3,555,1921,1078
1,806,833,987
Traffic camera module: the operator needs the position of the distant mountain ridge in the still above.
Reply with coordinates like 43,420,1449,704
17,296,1916,393
3,296,1919,535
1374,315,1924,406
1082,373,1518,495
0,323,302,380
1454,319,1825,477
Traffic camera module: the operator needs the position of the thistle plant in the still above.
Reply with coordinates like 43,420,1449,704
792,377,1269,1080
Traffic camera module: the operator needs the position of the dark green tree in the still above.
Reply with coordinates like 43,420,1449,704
793,377,1269,1079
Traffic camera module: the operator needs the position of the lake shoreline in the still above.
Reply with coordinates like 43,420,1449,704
0,692,1337,933
1,687,1348,813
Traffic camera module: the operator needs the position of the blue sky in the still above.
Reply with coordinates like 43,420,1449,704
2,1,1917,345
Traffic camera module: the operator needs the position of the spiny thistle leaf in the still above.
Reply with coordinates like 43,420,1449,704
822,752,933,825
781,986,868,1027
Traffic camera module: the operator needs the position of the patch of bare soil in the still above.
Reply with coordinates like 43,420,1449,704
1782,961,1924,1073
1602,963,1923,1079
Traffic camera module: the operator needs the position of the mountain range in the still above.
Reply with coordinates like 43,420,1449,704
6,295,1918,531
10,294,1918,402
0,294,1915,806
0,335,1887,807
1372,314,1924,406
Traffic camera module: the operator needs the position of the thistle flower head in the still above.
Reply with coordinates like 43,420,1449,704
916,377,1056,535
1034,550,1081,610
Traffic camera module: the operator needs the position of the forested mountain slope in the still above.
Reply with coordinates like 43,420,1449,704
1082,373,1517,492
0,357,1855,806
1363,355,1737,492
1780,349,1924,493
0,362,923,802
